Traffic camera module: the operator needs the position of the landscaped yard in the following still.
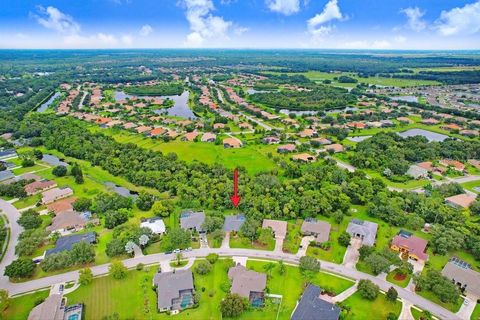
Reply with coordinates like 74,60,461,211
282,220,302,254
341,291,402,320
1,290,49,320
471,303,480,320
386,268,411,288
416,289,463,313
230,234,275,251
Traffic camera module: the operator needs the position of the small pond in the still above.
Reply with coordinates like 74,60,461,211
37,92,60,112
104,182,138,198
397,129,449,142
347,136,372,142
41,154,68,167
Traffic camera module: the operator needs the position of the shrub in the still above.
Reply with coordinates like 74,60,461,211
358,279,379,300
206,253,218,264
195,260,212,275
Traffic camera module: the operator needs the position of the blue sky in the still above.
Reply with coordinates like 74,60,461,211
0,0,479,49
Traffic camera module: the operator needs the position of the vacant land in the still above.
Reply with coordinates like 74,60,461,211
341,291,402,320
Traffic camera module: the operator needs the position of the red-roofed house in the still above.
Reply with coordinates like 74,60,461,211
391,232,429,262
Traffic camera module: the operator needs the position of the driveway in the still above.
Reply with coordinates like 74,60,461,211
221,232,230,249
274,236,284,253
296,236,314,257
343,238,362,268
399,300,414,320
456,293,477,320
0,199,23,283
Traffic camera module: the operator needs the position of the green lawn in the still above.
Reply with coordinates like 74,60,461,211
1,290,50,320
230,234,275,251
471,303,480,320
12,164,48,176
341,292,402,320
282,220,302,254
306,217,347,264
416,289,463,313
207,233,223,248
386,269,411,288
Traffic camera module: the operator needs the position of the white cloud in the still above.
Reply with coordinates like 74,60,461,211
63,33,119,48
121,35,133,45
234,26,249,36
139,24,153,36
308,0,343,28
401,7,426,32
342,39,391,49
266,0,300,15
394,35,407,43
181,0,234,47
435,0,480,36
35,6,80,34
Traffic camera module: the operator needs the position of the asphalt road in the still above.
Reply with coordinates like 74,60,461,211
0,199,23,286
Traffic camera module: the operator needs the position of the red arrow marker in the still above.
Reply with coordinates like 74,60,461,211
230,168,241,208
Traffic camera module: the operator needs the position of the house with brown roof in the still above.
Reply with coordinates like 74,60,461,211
311,137,332,145
292,153,316,163
136,125,152,134
46,210,88,233
223,137,242,148
277,144,296,153
441,123,462,131
263,136,280,144
445,193,477,209
439,159,465,172
238,122,253,130
262,219,287,238
397,117,413,124
301,219,331,244
390,230,428,262
123,122,137,129
298,128,317,138
325,144,344,153
228,264,267,306
182,132,199,142
417,161,446,175
24,180,57,196
42,187,74,204
213,123,225,130
166,131,179,139
421,118,439,125
468,159,480,170
149,127,166,137
47,197,77,214
201,132,216,143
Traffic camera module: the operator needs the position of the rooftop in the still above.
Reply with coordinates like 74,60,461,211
291,284,340,320
45,232,96,256
153,270,194,310
228,264,267,299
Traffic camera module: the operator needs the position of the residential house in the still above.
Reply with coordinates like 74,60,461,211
346,219,378,246
47,197,77,214
439,159,465,172
46,211,88,233
311,137,332,145
0,149,17,160
41,187,74,204
441,259,480,297
277,144,296,153
149,127,166,137
468,159,480,170
262,219,287,238
406,165,429,179
298,129,317,138
301,219,331,244
421,118,439,125
239,122,253,130
0,170,14,183
182,132,199,142
223,137,242,148
180,211,205,233
45,232,96,256
445,193,477,209
441,123,462,131
153,270,195,313
27,294,65,320
201,132,216,143
263,136,280,144
24,180,57,195
291,284,340,320
390,230,428,262
136,125,152,134
292,153,316,163
228,264,267,306
460,130,479,137
223,214,246,232
213,123,225,130
140,217,166,234
325,144,344,153
397,117,413,124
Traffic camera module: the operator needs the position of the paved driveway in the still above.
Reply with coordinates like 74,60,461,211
456,293,477,320
0,199,23,281
274,236,284,253
296,236,314,257
343,238,362,268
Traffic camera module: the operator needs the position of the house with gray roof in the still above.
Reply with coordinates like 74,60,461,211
301,219,331,244
291,284,340,320
0,149,17,160
346,219,378,246
153,270,195,313
442,259,480,297
407,165,429,179
45,232,96,256
228,264,267,306
223,214,246,232
0,170,14,183
180,211,205,233
27,294,65,320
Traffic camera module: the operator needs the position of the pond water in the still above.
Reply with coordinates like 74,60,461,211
391,95,418,103
347,136,372,142
115,90,196,119
104,182,138,198
37,92,60,112
41,154,68,167
397,129,449,142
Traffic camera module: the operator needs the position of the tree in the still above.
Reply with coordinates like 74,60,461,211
470,201,480,215
263,262,275,277
338,232,351,247
73,198,92,212
109,261,127,279
21,158,35,167
364,253,391,276
125,241,136,255
104,209,129,229
220,293,247,318
4,258,35,278
0,289,9,313
206,253,218,264
299,256,320,273
240,218,260,241
79,268,93,286
94,193,133,213
386,287,398,302
164,228,191,250
195,260,212,275
358,245,375,261
106,238,125,257
70,241,95,264
202,216,223,233
151,201,172,217
139,234,149,247
33,149,43,160
136,192,155,211
278,260,286,275
52,165,67,177
358,279,379,300
17,209,42,230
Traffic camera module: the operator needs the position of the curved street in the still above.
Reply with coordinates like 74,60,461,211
0,199,23,286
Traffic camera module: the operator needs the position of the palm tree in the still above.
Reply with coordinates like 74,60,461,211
263,262,275,278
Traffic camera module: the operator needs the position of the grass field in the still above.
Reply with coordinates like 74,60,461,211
282,220,302,254
386,269,411,288
341,291,402,320
1,290,50,320
230,234,275,251
471,303,480,320
416,289,463,313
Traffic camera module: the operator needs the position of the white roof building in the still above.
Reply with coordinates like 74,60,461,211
141,217,166,234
